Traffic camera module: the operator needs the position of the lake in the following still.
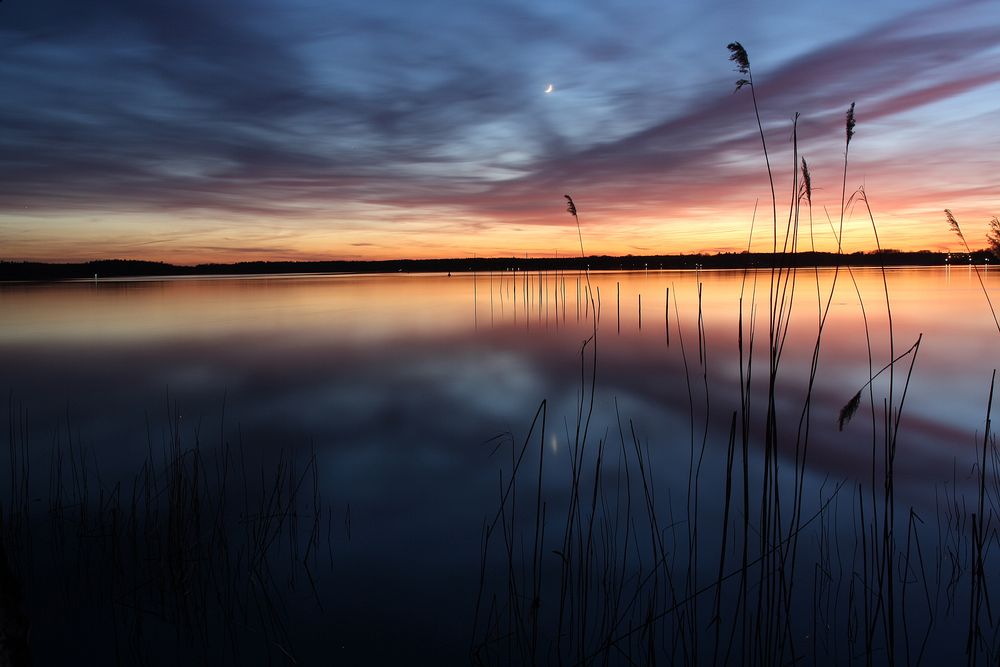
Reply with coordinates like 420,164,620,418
2,265,999,664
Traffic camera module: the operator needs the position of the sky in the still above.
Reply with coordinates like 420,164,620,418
1,0,999,264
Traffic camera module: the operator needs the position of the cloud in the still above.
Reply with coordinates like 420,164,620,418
0,0,998,259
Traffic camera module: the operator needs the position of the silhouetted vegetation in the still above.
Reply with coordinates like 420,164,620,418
471,42,1000,665
0,250,976,282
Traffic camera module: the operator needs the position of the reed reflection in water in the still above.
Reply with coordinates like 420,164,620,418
0,266,998,662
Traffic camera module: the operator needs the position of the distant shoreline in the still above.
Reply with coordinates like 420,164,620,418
0,250,987,281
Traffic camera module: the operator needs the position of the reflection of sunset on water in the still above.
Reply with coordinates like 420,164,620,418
2,267,998,501
2,266,999,662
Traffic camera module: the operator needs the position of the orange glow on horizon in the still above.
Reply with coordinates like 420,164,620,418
2,156,997,266
0,205,988,266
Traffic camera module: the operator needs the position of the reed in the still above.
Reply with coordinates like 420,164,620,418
1,398,336,665
471,39,1000,667
946,209,1000,334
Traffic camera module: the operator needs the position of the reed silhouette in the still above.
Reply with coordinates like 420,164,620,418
0,397,337,665
471,41,1000,666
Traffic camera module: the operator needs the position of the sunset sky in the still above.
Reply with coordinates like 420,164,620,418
1,0,999,264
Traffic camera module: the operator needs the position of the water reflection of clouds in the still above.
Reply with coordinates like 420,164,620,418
403,348,542,421
3,297,984,515
4,270,1000,661
0,274,994,491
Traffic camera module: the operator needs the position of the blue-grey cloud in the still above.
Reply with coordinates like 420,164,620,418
0,0,997,255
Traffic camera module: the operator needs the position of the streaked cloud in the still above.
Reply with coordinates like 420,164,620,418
0,0,997,262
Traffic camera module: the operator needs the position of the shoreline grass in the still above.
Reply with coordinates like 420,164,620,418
471,41,1000,666
1,396,338,665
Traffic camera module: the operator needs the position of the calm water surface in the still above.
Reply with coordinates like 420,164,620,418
2,266,999,662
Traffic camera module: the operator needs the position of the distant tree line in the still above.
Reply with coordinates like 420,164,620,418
2,250,996,281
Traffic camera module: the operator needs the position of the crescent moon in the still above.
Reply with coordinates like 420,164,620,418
545,84,554,94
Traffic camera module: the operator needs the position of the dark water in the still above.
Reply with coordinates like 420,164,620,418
2,267,999,663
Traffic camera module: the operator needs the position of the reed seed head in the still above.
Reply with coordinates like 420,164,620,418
727,42,750,74
945,209,965,241
846,102,856,146
564,194,577,217
800,157,812,204
727,42,752,91
838,389,862,431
